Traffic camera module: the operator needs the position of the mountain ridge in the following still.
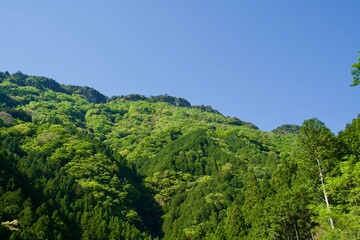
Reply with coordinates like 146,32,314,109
0,71,259,130
0,70,358,239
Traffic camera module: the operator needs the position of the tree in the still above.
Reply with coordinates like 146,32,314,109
297,118,338,230
351,53,360,87
242,169,266,238
224,202,246,239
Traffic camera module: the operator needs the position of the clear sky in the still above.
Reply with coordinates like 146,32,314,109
1,1,359,133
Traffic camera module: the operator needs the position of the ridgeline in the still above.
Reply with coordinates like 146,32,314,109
0,71,359,239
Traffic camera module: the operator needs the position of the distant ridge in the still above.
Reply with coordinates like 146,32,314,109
0,70,257,128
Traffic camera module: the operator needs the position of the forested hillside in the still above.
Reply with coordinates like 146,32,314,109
0,71,359,239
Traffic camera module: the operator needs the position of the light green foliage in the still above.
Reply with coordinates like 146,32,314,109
351,54,360,87
322,116,360,238
0,71,360,239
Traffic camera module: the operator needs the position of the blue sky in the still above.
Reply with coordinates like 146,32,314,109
1,1,359,133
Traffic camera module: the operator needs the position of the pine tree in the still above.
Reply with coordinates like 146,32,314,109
297,118,338,230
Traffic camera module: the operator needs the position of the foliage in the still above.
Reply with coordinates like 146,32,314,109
351,53,360,87
272,124,300,134
0,71,359,239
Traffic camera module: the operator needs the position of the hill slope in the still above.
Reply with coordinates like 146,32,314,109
0,71,359,239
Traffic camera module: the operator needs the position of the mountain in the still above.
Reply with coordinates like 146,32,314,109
0,71,359,239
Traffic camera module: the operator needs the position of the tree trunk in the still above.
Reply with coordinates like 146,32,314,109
293,217,300,240
316,158,335,230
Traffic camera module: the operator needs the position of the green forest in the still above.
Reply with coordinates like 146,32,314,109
0,65,359,239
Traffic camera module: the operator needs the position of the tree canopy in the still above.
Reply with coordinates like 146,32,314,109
0,71,360,239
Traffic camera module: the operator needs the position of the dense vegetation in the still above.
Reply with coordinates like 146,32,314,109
0,71,359,239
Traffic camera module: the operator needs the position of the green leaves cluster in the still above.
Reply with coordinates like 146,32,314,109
351,54,360,87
